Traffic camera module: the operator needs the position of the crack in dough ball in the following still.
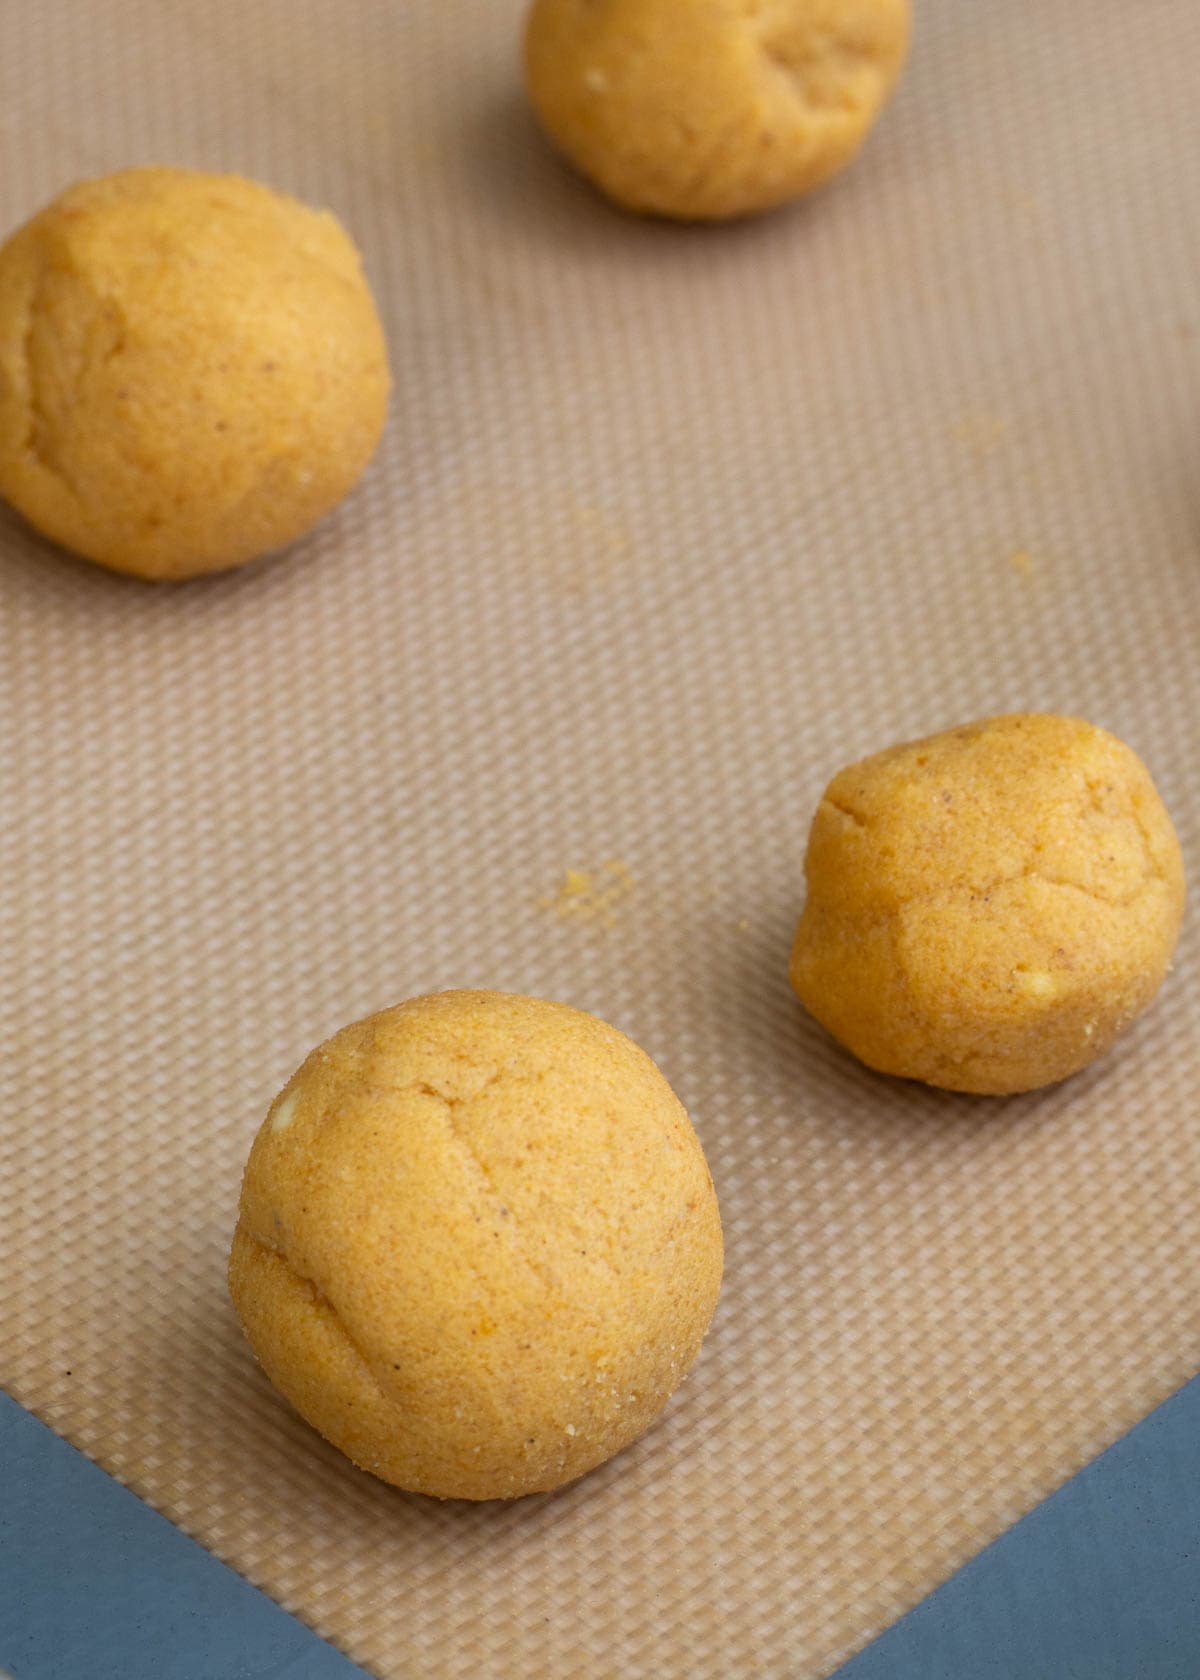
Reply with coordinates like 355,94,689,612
0,168,390,580
229,990,724,1499
523,0,911,220
789,715,1186,1095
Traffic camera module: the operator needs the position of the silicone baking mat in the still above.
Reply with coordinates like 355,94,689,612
2,1,1198,1676
7,1376,1200,1680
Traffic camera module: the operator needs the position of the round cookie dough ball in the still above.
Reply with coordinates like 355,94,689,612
0,167,390,580
523,0,911,221
229,990,724,1499
789,715,1185,1095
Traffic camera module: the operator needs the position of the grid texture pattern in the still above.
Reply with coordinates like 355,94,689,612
2,2,1198,1676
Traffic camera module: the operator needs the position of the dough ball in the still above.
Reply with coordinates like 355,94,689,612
229,990,723,1499
523,0,911,221
789,715,1185,1095
0,167,390,580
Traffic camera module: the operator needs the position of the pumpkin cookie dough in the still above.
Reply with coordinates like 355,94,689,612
0,167,389,580
790,715,1185,1095
229,990,723,1499
523,0,911,220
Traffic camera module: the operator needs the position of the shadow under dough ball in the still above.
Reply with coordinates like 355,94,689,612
0,167,390,580
790,714,1186,1095
523,0,912,220
229,990,724,1500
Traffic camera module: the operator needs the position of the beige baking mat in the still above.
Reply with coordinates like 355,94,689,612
2,1,1198,1675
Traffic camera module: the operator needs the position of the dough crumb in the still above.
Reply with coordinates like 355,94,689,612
542,859,635,927
541,502,634,594
952,411,1007,457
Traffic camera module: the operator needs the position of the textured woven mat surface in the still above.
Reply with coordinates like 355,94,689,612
2,2,1198,1676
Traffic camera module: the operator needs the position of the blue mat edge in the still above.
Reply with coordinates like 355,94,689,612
829,1369,1200,1680
0,1391,372,1680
